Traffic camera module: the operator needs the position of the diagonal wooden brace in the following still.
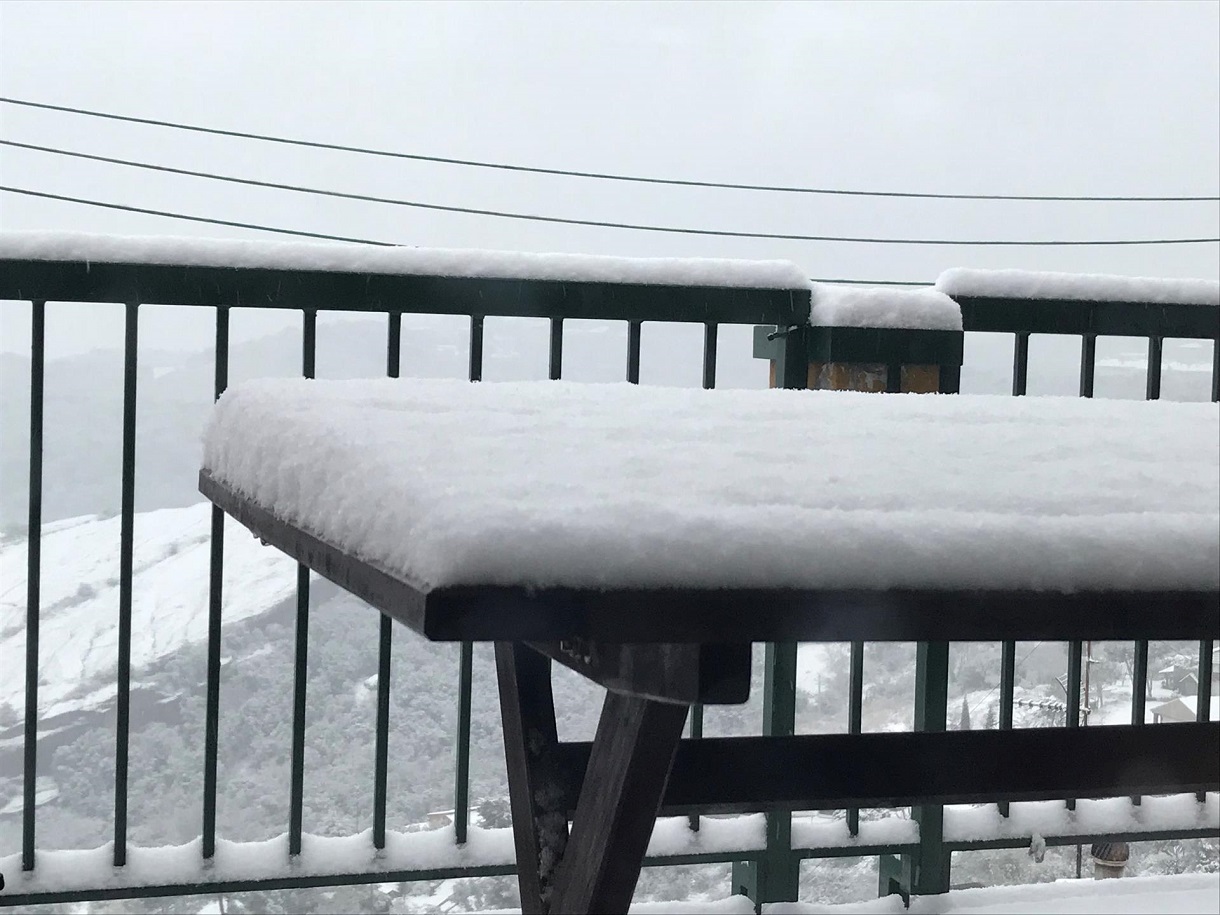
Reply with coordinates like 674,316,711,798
495,642,571,914
549,688,690,913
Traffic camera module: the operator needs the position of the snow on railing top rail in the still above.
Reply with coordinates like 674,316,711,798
936,267,1220,306
809,282,962,331
0,231,811,290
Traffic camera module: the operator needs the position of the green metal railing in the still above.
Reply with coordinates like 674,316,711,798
1,254,1217,909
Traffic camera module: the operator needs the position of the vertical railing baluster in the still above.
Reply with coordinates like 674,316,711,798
847,640,864,835
702,323,718,390
689,322,716,829
1011,332,1030,396
686,705,703,832
1196,640,1213,802
1211,337,1219,403
372,312,401,851
203,306,230,860
1146,336,1163,401
1131,639,1149,805
549,316,564,380
289,309,317,857
114,301,139,867
469,314,484,383
733,642,800,905
448,313,484,844
1079,333,1096,398
1064,641,1082,811
453,643,474,844
910,642,951,895
22,299,46,873
997,641,1016,817
626,321,642,384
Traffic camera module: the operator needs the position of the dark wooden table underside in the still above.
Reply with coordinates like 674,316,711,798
201,471,1220,913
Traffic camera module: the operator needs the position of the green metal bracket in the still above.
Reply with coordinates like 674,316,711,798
733,642,801,909
903,641,951,896
877,853,912,907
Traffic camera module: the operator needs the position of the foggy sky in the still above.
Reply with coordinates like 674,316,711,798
1,0,1217,356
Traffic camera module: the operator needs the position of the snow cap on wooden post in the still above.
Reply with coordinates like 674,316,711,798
754,283,964,393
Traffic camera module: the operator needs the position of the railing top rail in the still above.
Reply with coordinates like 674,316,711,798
956,296,1220,339
0,257,811,325
0,232,813,325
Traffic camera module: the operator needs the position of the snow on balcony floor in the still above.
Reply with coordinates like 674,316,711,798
765,872,1220,914
469,873,1220,914
202,378,1220,593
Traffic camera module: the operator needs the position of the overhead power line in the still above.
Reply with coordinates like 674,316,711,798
2,145,1216,247
0,185,396,246
3,96,1217,203
0,184,923,285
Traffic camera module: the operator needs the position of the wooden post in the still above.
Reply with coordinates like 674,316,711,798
495,643,569,914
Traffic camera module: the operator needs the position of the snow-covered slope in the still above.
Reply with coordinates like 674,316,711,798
0,503,303,718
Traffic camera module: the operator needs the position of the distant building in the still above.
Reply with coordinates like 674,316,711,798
1149,695,1220,725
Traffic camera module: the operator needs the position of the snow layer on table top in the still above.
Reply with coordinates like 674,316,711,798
763,873,1220,914
810,283,962,331
936,267,1220,306
0,230,811,289
202,379,1220,593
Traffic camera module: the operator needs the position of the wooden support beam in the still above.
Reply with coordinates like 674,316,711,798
549,691,689,914
528,640,751,705
495,643,570,914
552,722,1220,815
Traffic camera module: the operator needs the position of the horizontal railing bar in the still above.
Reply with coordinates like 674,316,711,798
9,817,1217,909
946,826,1220,852
0,847,773,908
0,260,810,326
958,297,1219,339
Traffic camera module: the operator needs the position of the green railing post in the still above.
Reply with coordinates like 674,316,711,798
902,641,951,897
453,642,474,844
733,642,801,910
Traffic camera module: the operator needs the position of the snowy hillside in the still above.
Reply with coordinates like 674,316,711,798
0,503,302,719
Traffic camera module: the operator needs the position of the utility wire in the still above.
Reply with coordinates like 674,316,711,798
972,641,1047,720
0,184,925,285
2,144,1216,246
3,96,1217,203
0,185,396,246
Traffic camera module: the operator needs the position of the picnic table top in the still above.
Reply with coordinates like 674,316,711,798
199,379,1219,646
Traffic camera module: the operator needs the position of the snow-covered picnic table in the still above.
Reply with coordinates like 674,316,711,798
199,379,1220,914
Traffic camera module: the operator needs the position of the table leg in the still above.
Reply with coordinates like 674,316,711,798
549,689,690,914
495,642,570,915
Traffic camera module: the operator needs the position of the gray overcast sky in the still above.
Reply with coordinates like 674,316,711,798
0,0,1217,356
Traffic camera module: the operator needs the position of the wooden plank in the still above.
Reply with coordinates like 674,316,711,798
199,470,430,630
549,691,689,914
494,643,570,914
552,722,1220,815
201,472,1220,650
528,640,751,704
426,585,1220,645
